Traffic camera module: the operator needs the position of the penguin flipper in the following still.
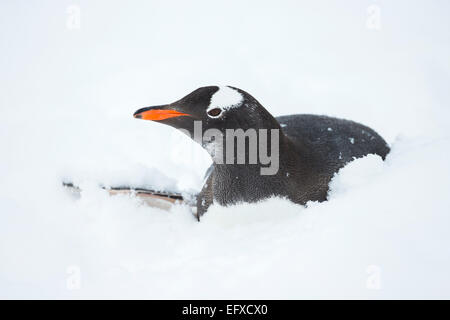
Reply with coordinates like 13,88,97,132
62,182,184,211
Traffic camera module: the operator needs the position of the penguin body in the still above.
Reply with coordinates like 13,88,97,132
134,86,389,219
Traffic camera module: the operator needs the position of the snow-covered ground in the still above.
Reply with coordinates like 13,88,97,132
1,0,450,299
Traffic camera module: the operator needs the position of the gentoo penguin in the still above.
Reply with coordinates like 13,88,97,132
134,86,389,220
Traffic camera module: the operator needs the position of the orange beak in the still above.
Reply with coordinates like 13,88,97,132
133,107,189,121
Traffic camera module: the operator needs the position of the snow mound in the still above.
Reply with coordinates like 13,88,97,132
329,154,385,195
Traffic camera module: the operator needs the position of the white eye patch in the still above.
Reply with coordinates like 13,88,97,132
206,86,243,116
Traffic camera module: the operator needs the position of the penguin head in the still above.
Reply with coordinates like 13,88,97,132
133,86,280,143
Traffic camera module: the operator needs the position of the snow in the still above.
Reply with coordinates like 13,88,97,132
1,0,450,299
207,86,243,111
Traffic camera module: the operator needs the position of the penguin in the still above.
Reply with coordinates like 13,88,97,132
134,86,390,220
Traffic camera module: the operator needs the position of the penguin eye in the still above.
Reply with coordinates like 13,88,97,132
207,108,222,118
